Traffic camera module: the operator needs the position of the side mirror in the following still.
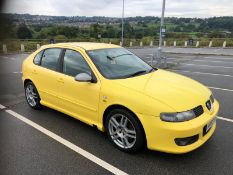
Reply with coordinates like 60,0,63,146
74,73,92,82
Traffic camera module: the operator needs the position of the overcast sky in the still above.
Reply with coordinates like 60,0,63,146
2,0,233,18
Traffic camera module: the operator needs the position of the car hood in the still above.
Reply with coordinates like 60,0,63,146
113,69,211,111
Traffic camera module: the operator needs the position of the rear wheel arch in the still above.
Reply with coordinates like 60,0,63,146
24,80,42,110
24,79,41,100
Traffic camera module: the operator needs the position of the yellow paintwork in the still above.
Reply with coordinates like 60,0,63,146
22,42,219,153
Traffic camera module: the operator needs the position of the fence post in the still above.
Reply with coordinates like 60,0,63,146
120,41,122,46
174,41,176,47
196,41,200,47
130,41,133,47
223,41,227,48
140,41,143,47
3,44,7,54
109,42,111,44
209,41,213,48
37,44,41,50
21,44,25,52
150,41,153,47
184,41,188,47
163,41,166,47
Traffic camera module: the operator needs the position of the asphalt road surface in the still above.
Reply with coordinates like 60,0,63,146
0,50,233,175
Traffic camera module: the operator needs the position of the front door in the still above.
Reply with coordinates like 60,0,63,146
58,49,100,125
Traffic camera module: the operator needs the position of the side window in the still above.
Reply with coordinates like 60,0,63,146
63,49,91,77
41,48,61,71
33,51,43,65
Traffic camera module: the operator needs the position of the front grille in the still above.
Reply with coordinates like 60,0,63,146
193,105,204,117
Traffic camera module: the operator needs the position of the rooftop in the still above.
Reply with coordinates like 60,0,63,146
43,42,121,51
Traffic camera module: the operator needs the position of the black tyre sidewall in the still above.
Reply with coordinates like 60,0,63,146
25,81,41,110
105,109,145,153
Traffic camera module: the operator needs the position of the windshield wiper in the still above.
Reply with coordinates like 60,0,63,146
127,70,147,78
112,53,133,59
106,55,114,60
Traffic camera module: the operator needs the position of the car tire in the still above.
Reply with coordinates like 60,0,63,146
25,81,42,110
105,108,145,153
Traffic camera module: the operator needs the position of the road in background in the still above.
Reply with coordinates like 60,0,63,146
130,47,233,56
0,50,233,175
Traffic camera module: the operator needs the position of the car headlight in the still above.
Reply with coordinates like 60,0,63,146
160,110,196,122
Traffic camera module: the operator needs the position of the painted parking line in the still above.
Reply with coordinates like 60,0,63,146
0,104,6,110
0,56,15,60
5,109,128,175
173,70,233,78
209,87,233,92
193,60,233,64
180,63,233,69
217,116,233,123
204,56,233,60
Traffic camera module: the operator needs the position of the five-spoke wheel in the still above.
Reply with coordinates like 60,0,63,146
25,81,41,109
105,109,145,153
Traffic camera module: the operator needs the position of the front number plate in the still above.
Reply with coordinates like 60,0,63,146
206,117,216,132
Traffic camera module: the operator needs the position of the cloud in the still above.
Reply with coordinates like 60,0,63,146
2,0,233,18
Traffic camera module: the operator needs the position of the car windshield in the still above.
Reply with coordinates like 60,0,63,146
87,48,155,79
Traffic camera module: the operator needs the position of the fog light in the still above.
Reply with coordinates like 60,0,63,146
175,135,199,146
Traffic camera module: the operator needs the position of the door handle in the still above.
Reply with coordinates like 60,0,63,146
57,78,64,84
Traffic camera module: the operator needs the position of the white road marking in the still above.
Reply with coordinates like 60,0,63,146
174,70,233,78
0,104,6,109
0,56,15,60
214,49,221,52
217,116,233,123
209,87,233,92
12,72,22,74
180,63,233,69
204,56,233,60
5,109,128,175
193,60,233,64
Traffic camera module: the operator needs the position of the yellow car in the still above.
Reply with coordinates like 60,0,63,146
22,42,219,153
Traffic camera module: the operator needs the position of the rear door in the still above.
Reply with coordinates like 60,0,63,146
32,48,63,108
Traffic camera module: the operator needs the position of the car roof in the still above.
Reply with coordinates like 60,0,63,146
42,42,121,51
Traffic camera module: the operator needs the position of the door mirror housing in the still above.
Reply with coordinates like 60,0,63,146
75,73,95,83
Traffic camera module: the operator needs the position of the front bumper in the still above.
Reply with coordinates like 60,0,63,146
137,100,219,154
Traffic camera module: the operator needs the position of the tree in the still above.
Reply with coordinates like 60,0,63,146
17,24,32,39
208,31,225,38
103,25,117,38
124,23,134,38
90,23,102,38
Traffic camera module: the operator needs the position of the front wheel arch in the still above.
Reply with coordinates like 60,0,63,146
103,105,147,146
24,79,32,87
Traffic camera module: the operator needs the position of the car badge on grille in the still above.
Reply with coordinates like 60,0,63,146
206,100,212,111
